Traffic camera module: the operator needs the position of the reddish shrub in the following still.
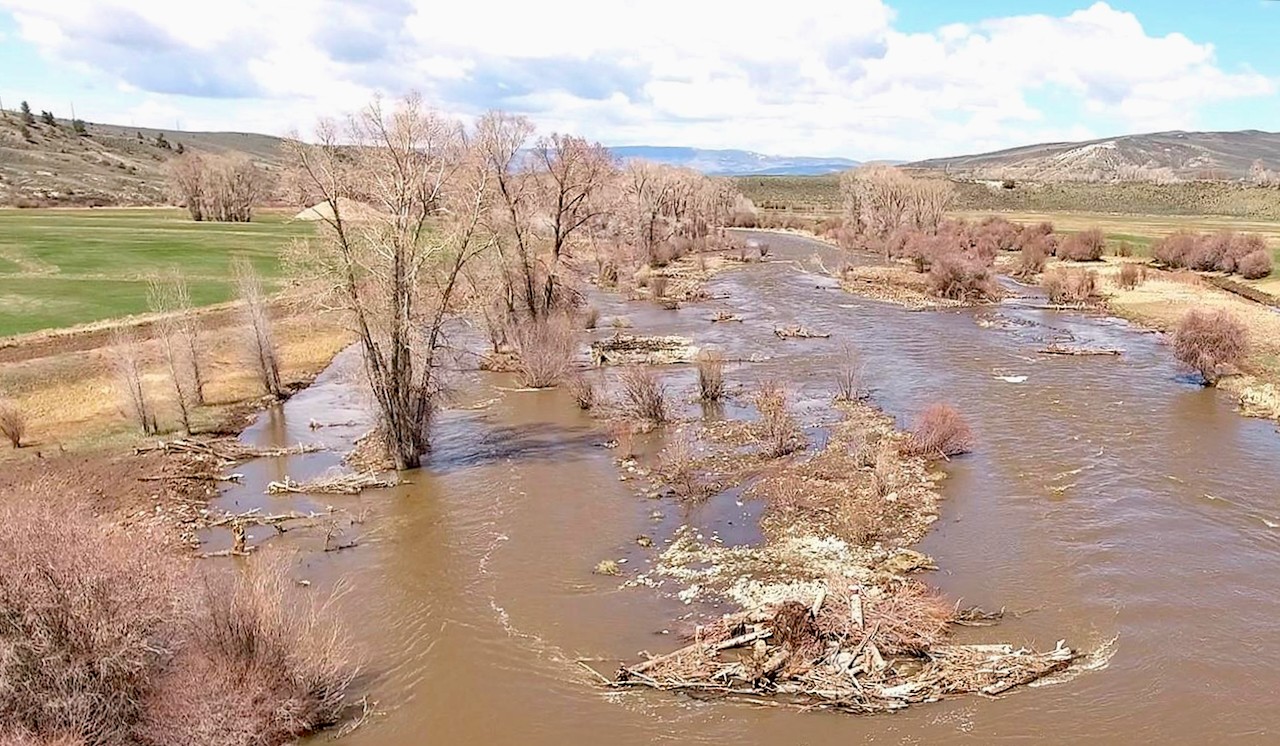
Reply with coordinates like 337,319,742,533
511,315,578,388
1224,233,1268,272
619,366,667,422
904,403,973,458
1012,237,1048,279
1042,268,1099,304
927,248,999,301
1237,249,1273,280
1189,231,1231,271
1057,228,1106,261
1154,231,1204,269
977,216,1021,252
695,349,726,402
1173,309,1248,384
753,382,801,457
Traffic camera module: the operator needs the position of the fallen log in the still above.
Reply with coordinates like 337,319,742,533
624,628,772,677
1037,344,1122,356
774,326,830,339
267,471,399,495
591,334,698,366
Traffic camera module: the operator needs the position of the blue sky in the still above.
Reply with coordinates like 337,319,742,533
0,0,1275,160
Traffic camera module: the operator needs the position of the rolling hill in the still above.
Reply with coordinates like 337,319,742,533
609,146,859,175
911,130,1280,182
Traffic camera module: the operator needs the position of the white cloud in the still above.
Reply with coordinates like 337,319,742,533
0,0,1272,159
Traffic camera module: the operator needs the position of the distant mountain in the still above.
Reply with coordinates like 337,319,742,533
609,146,859,176
910,130,1280,182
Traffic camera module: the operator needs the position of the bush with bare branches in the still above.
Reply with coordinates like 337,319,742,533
1056,228,1105,261
753,382,801,457
834,345,864,402
1042,267,1099,304
619,367,667,423
566,373,598,410
1012,237,1049,279
904,403,973,458
0,399,25,448
1117,262,1146,290
696,349,726,402
1173,309,1248,385
658,435,708,499
926,248,999,302
512,315,577,388
1237,250,1273,280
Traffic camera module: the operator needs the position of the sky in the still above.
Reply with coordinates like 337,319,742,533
0,0,1276,160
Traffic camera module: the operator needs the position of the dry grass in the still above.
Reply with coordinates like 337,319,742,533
904,403,973,459
1173,309,1249,385
0,399,25,447
695,349,726,402
619,366,667,423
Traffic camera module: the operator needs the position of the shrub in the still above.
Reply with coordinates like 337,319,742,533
1116,262,1146,290
1115,240,1133,258
619,366,667,423
1189,231,1230,271
1237,250,1273,280
566,373,597,410
137,559,356,746
834,345,863,402
650,274,669,299
926,249,998,301
658,435,706,499
1224,233,1267,273
1012,237,1048,279
582,306,600,329
0,488,186,743
904,403,973,458
753,382,801,457
0,399,25,447
1173,309,1248,385
1042,267,1098,304
695,349,726,402
1153,231,1201,269
512,315,577,388
1057,228,1105,261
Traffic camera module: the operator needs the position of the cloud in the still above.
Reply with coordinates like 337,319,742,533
0,0,1272,159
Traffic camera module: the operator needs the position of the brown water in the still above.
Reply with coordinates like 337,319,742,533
213,232,1280,744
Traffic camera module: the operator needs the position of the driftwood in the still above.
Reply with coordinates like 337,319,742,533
590,334,698,366
137,437,324,465
711,311,743,323
774,326,830,340
267,471,399,495
1038,344,1123,356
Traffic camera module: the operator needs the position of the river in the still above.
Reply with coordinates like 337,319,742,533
211,231,1280,744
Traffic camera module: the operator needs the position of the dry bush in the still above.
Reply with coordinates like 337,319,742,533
0,399,26,447
814,580,955,656
658,435,707,499
1173,309,1248,385
834,345,864,402
137,560,356,746
1237,250,1273,279
695,349,726,402
1224,233,1268,273
633,264,652,288
1116,262,1146,290
753,382,801,457
1012,237,1048,279
597,261,619,288
566,372,598,410
976,216,1021,252
1042,267,1099,304
650,274,669,299
926,249,999,302
1057,228,1105,261
1115,240,1133,258
905,403,973,458
1153,231,1200,269
0,487,186,743
619,366,667,423
582,306,600,329
512,315,577,388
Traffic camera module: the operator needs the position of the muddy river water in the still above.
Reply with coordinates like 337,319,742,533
213,232,1280,744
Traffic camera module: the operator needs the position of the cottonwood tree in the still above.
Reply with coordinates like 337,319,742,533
533,133,615,311
110,329,158,435
232,258,282,398
474,112,542,320
148,273,206,431
166,153,264,222
840,166,955,243
286,94,494,469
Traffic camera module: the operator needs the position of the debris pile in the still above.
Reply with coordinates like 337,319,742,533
267,471,399,495
591,334,698,366
774,325,830,339
610,579,1076,712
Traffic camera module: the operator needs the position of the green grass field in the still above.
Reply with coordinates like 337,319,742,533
0,208,313,337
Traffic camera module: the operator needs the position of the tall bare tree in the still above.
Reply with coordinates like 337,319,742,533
232,258,282,398
533,134,615,310
286,95,494,469
474,112,541,320
148,276,197,432
110,329,158,435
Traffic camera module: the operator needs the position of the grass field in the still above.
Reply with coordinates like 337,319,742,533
0,208,312,337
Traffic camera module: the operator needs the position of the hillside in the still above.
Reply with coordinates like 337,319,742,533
0,110,289,207
609,146,859,175
911,130,1280,182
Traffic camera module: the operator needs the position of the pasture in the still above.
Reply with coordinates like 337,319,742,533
0,207,311,337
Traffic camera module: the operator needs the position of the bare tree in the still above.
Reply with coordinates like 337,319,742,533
286,94,494,469
110,329,158,435
533,133,615,310
166,153,265,222
0,399,25,448
233,258,282,398
148,276,198,433
168,153,207,221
